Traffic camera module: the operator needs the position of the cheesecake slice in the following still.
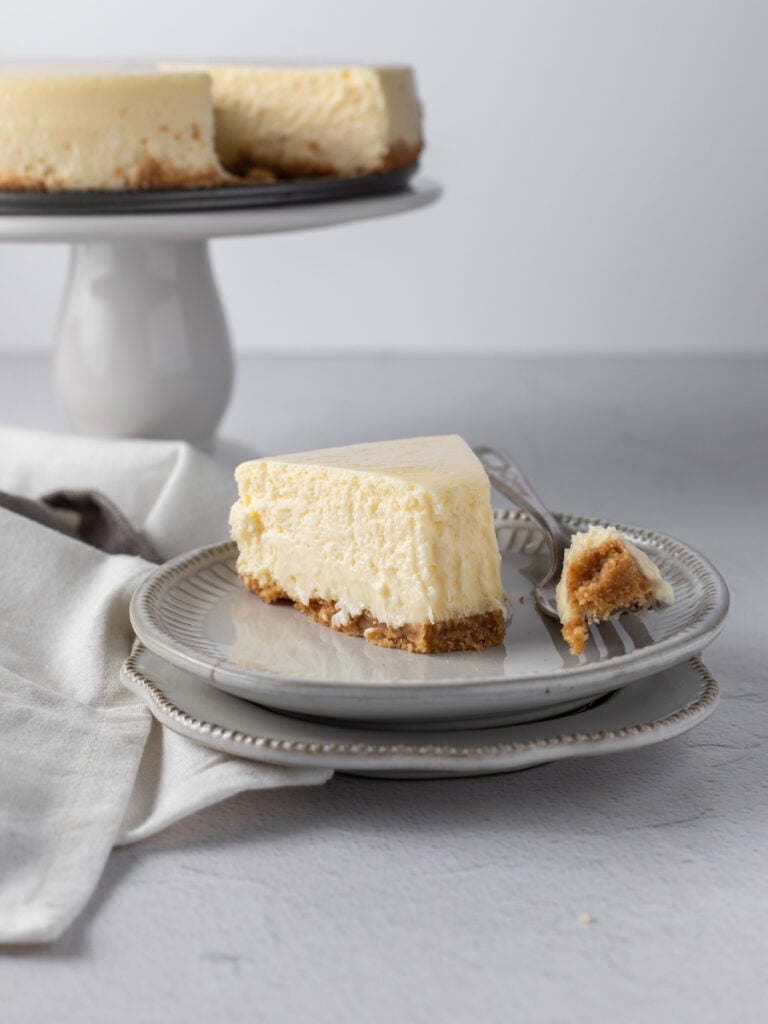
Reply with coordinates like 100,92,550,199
229,435,506,654
165,63,423,178
0,64,228,191
555,525,674,656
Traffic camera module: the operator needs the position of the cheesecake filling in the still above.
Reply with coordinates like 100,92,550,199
555,525,674,655
230,468,504,627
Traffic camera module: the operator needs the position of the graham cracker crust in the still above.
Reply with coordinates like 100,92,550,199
561,536,654,656
129,158,224,189
0,159,224,192
226,138,422,180
242,575,505,654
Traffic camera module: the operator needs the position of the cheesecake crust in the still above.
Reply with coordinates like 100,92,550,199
0,159,225,192
0,174,52,191
130,157,224,189
241,575,505,654
226,138,422,181
381,138,422,172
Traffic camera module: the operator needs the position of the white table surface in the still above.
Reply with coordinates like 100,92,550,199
1,353,766,1024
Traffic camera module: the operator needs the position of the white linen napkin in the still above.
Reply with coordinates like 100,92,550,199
0,426,332,945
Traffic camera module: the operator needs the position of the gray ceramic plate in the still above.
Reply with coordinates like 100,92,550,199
121,643,719,778
129,511,728,727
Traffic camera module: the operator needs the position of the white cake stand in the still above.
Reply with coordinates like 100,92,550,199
0,178,439,441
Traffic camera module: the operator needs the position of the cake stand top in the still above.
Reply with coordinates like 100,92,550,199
0,175,440,243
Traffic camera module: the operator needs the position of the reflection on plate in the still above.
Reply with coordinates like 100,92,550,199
121,643,719,779
0,164,418,216
129,510,729,727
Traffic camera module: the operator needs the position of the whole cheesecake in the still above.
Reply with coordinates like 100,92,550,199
0,64,227,191
229,435,506,654
0,61,422,191
556,524,674,655
165,63,423,178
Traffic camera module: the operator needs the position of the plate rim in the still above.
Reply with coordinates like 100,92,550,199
129,508,730,698
120,641,720,772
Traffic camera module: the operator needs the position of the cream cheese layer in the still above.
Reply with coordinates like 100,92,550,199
230,435,504,628
164,64,423,175
0,66,226,190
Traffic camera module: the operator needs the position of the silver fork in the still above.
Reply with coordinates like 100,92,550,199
474,446,572,619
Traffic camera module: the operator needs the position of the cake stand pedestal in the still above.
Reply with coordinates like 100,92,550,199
0,180,439,442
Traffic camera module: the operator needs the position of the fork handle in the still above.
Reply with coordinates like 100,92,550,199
474,446,571,567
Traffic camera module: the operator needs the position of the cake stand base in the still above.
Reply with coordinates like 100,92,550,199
54,240,232,442
0,179,439,442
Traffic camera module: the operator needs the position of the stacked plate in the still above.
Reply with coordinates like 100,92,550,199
123,509,729,778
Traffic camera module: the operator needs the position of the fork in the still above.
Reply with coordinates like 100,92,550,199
473,446,572,619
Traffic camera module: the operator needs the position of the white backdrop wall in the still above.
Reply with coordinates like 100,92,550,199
1,1,766,356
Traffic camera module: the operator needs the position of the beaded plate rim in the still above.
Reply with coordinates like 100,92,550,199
121,641,719,772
